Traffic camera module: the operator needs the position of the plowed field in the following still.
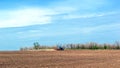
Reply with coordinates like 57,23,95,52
0,50,120,68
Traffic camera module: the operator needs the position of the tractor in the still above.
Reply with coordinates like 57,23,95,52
55,46,64,51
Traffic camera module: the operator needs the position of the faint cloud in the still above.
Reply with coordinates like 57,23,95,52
63,11,119,19
51,0,108,12
79,23,120,34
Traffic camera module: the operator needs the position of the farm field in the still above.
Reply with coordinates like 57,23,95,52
0,50,120,68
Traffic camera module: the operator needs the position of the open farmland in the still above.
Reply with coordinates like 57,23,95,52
0,50,120,68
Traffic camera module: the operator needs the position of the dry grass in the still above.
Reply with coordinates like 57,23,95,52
27,49,56,51
0,50,120,68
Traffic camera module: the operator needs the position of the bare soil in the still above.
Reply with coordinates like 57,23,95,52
0,50,120,68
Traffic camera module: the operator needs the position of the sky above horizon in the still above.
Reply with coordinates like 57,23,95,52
0,0,120,50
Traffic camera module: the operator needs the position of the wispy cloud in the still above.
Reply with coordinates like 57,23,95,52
76,23,120,34
0,0,119,28
16,22,120,39
51,0,108,12
0,7,57,28
16,28,75,39
0,6,77,28
63,11,119,19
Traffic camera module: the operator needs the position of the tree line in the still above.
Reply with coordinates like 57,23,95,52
20,41,120,51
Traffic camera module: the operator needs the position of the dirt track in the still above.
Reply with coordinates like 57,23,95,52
0,50,120,68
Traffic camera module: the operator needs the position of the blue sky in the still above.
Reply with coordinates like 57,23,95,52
0,0,120,50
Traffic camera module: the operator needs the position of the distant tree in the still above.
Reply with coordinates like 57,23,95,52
33,42,40,50
115,41,120,49
20,47,24,51
103,44,108,49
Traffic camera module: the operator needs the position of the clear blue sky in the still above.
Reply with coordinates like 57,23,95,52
0,0,120,50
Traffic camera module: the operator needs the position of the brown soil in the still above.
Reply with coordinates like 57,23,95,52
0,50,120,68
